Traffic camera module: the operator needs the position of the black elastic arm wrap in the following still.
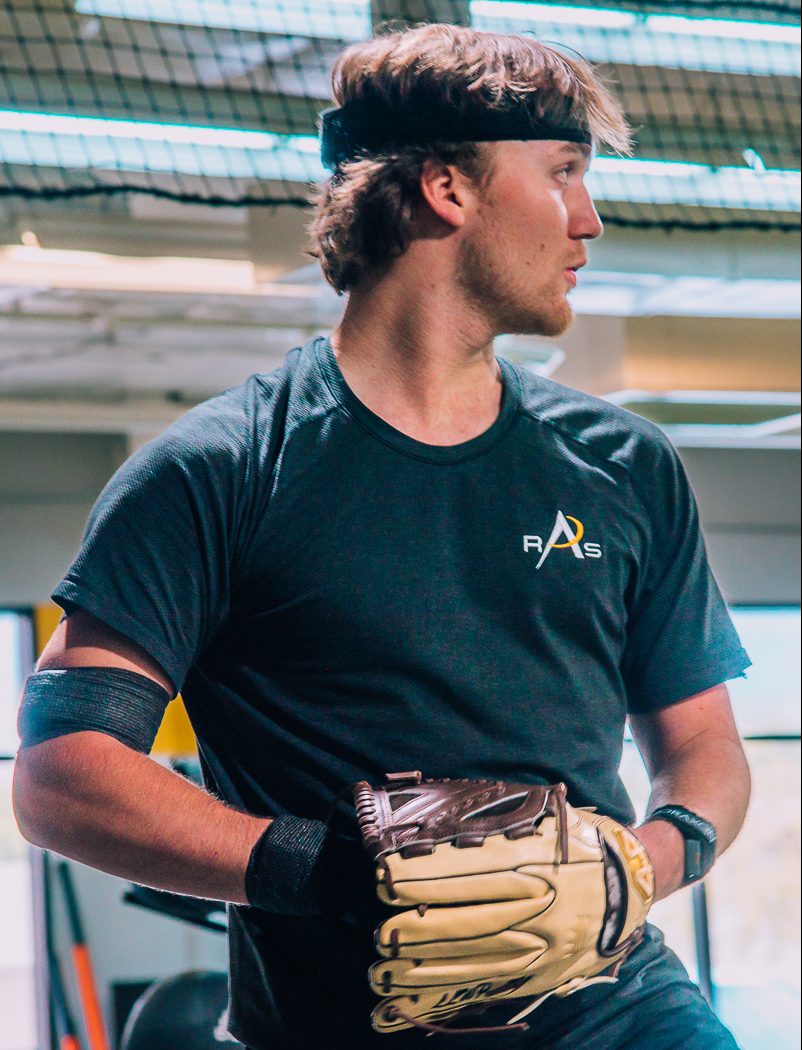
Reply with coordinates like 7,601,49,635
246,815,386,925
18,667,172,753
245,816,329,917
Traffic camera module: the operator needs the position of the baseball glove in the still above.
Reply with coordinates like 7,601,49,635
352,772,655,1035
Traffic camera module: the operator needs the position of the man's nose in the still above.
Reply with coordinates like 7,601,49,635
570,185,604,241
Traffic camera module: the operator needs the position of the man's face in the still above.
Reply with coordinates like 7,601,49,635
456,139,602,338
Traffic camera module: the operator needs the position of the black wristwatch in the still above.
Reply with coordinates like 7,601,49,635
648,805,717,886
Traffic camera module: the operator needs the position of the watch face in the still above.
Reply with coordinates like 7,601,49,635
685,840,704,882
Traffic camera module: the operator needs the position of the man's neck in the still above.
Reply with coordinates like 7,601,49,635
331,268,503,446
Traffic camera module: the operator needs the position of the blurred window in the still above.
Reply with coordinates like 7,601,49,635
620,606,801,1050
0,609,37,1050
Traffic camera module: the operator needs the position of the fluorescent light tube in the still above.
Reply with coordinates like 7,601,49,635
2,110,798,213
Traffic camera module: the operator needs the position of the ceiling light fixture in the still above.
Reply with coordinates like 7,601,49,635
0,244,327,296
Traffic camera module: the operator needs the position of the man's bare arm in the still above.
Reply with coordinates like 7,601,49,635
12,609,269,903
630,683,751,901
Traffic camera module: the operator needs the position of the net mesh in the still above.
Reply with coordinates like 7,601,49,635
1,0,799,230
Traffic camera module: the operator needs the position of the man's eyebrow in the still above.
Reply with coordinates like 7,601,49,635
555,142,592,159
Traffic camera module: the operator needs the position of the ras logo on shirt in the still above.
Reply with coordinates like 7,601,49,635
523,510,603,570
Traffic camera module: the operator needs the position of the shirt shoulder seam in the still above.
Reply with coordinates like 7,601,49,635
518,405,655,522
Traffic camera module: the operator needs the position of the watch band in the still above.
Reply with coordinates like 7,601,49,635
649,805,717,886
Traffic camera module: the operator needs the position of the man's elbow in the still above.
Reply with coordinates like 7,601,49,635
12,733,102,848
722,730,751,802
715,733,752,850
736,737,752,817
12,745,54,847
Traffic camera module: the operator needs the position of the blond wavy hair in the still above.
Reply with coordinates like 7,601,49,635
308,24,631,293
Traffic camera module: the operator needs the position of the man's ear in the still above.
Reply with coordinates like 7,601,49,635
419,159,471,229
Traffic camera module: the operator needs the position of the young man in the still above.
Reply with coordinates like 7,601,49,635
14,24,750,1049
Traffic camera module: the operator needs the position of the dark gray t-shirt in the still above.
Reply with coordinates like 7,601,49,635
53,336,749,1047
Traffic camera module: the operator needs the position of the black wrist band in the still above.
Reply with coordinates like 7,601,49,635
245,816,328,916
649,805,717,886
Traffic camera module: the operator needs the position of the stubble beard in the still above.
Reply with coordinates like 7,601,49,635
456,233,573,339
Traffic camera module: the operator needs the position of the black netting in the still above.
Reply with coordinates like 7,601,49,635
0,0,799,229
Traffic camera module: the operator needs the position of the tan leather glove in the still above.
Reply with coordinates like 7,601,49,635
353,773,654,1035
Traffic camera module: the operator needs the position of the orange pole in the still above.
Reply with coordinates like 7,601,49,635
58,864,110,1050
49,942,84,1050
71,945,109,1050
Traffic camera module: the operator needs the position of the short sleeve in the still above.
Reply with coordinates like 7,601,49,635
621,432,751,714
52,394,253,693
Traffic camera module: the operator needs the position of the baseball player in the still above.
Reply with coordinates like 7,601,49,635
15,24,751,1049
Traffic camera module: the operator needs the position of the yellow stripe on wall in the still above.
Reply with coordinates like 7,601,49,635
34,602,197,758
152,697,197,757
33,603,62,655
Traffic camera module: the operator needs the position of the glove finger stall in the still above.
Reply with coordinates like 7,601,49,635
370,948,548,992
371,943,617,994
375,923,548,960
375,896,557,955
377,821,603,906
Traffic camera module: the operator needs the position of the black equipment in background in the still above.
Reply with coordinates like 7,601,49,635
119,970,244,1050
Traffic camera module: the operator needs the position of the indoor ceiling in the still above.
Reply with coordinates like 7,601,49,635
0,0,798,448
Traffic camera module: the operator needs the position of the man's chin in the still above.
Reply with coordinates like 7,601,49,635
536,314,572,338
504,303,573,339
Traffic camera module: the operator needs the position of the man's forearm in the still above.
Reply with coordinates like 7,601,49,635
13,730,270,904
634,733,751,901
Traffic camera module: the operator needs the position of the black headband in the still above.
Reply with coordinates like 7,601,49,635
320,98,592,171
